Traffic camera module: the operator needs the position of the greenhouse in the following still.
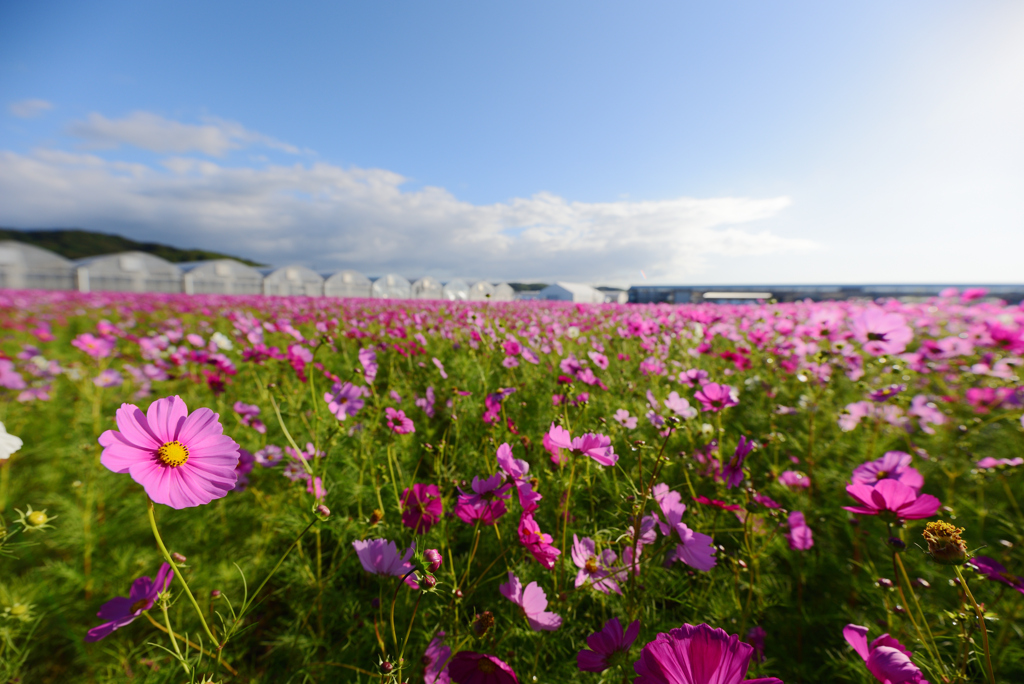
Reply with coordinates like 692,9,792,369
441,278,469,301
492,282,515,302
180,259,264,295
468,280,495,301
371,274,412,299
323,269,372,298
0,241,76,290
75,252,182,293
261,265,324,296
411,276,443,300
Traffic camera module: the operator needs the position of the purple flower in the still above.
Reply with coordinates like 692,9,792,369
723,436,754,490
233,401,267,433
351,538,418,588
423,631,452,684
385,407,415,434
415,386,437,418
571,535,621,594
358,347,378,384
496,443,542,513
254,444,284,467
432,357,448,379
664,391,698,419
633,623,784,684
851,451,924,492
545,424,618,466
455,474,511,525
778,470,810,489
324,382,369,421
447,652,518,684
518,513,561,569
577,617,640,672
868,384,906,403
401,483,443,534
694,383,739,412
678,368,709,387
850,308,913,356
843,624,926,684
613,409,638,429
85,564,174,642
92,369,124,388
499,571,561,631
843,480,941,521
976,456,1023,469
968,556,1024,594
786,511,814,551
0,359,26,390
746,626,766,663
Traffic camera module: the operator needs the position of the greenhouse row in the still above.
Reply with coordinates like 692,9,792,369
0,241,517,300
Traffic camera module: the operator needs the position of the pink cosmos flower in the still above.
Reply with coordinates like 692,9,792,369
233,401,267,433
851,451,924,491
518,513,561,569
324,382,369,421
975,456,1023,469
664,391,698,419
85,563,174,642
386,407,415,434
416,386,437,418
694,383,739,412
447,652,518,684
588,350,609,369
401,483,443,534
843,479,941,520
496,443,542,513
850,307,914,356
432,357,448,379
423,630,452,684
499,571,562,631
98,396,241,509
545,424,618,466
455,474,511,525
93,369,123,388
679,368,710,387
613,409,638,429
843,624,927,684
577,617,640,673
633,623,783,684
72,332,115,358
778,471,810,489
838,401,875,431
358,347,378,383
907,395,946,434
667,522,717,572
786,511,814,551
351,538,418,587
723,436,753,489
693,495,743,512
572,535,621,594
0,359,26,390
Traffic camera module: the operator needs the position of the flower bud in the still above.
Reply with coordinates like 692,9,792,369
886,536,906,551
171,552,187,564
211,589,222,598
421,575,437,590
923,520,968,565
315,504,331,519
877,578,894,589
424,549,443,572
380,661,394,673
454,589,463,600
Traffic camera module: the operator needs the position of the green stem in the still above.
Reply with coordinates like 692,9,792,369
161,600,189,673
147,501,218,645
241,517,318,618
954,565,995,684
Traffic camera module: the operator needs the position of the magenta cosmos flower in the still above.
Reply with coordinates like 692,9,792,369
785,511,814,551
323,381,369,421
843,479,941,521
496,443,542,513
546,424,618,466
456,474,512,525
843,624,927,684
98,396,241,509
423,631,452,684
968,556,1024,594
448,652,518,684
578,617,640,672
85,563,174,642
518,512,561,568
499,571,561,631
851,451,923,492
694,383,739,412
401,482,443,534
633,623,783,684
386,407,415,434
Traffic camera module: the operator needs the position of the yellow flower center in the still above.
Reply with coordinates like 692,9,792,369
157,441,190,467
131,599,151,613
477,659,496,674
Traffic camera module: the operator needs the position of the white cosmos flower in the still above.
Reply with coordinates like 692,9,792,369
0,421,24,460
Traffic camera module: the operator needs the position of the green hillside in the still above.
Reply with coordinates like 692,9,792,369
0,228,264,266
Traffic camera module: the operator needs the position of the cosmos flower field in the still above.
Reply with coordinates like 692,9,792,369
1,289,1023,684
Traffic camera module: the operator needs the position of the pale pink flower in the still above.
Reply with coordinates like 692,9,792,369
499,571,561,631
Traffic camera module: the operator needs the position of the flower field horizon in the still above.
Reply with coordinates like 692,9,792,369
1,288,1022,683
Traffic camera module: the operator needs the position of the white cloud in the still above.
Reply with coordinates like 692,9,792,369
66,112,301,156
0,145,809,284
9,99,53,119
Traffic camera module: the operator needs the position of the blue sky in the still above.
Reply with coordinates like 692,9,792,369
1,1,1022,285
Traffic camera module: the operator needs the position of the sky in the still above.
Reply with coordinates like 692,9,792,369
1,1,1022,286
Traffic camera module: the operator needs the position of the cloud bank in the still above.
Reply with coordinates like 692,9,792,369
0,112,812,284
9,99,53,119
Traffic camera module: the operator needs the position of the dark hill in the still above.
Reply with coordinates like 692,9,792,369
0,228,264,266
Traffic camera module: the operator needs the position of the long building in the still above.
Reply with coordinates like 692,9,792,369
628,283,1024,304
